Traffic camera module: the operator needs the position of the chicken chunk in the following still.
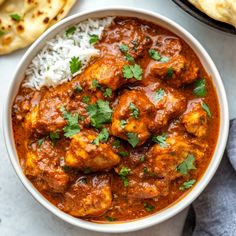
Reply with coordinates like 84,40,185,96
62,175,112,217
24,83,72,134
65,130,120,171
145,83,187,129
79,55,127,91
182,101,208,137
147,135,205,180
150,55,199,87
98,18,152,58
127,178,169,199
111,90,156,146
25,139,70,193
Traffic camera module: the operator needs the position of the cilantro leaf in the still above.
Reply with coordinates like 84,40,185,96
105,216,116,222
82,96,90,104
144,202,155,212
122,64,143,80
166,67,174,78
112,139,121,148
154,88,165,103
140,155,145,162
38,137,45,147
69,56,82,74
103,88,112,98
92,128,109,145
148,49,169,62
122,65,133,79
125,54,135,63
75,85,83,93
66,26,76,37
61,107,80,138
0,30,5,37
177,154,196,175
194,78,207,97
49,130,60,144
119,44,129,53
120,119,127,129
87,100,113,128
160,56,170,62
152,133,168,147
118,151,129,157
89,34,99,44
10,14,21,22
131,64,143,80
127,132,139,148
149,49,161,61
119,166,131,187
179,179,196,191
202,102,212,118
92,79,100,89
129,102,139,119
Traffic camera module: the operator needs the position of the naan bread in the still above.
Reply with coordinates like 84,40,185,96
0,0,76,55
188,0,236,28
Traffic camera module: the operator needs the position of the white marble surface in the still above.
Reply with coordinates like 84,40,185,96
0,0,236,236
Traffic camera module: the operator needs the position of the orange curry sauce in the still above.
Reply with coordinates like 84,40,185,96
12,17,220,222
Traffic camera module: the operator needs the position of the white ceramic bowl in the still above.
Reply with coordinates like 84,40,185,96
2,7,229,233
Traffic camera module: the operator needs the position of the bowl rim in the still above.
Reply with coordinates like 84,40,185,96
2,6,229,233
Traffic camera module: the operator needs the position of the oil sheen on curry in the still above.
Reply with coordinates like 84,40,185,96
12,17,220,222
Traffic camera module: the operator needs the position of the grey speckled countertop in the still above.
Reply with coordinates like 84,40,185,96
0,0,236,235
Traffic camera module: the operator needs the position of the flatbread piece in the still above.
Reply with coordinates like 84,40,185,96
0,0,76,55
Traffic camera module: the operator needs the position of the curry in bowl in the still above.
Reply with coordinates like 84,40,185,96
12,17,219,222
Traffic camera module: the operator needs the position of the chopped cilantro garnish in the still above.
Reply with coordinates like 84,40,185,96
75,85,83,93
10,14,21,22
66,26,76,37
193,78,207,97
148,49,161,61
103,88,112,98
154,88,165,103
177,154,196,175
120,119,127,129
125,54,135,63
105,216,116,222
118,151,129,157
92,79,99,89
140,155,145,162
0,30,5,37
92,128,109,145
166,67,174,78
112,139,121,148
119,166,130,187
87,100,113,128
122,64,143,80
144,202,155,212
160,56,170,62
89,34,99,44
82,96,90,104
202,102,212,118
49,130,60,144
127,132,139,148
38,137,45,147
69,56,82,74
61,107,80,138
179,179,196,191
152,133,168,147
129,102,139,119
119,44,129,53
148,49,169,62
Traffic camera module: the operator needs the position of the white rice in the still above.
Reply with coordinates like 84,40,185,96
24,17,114,90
